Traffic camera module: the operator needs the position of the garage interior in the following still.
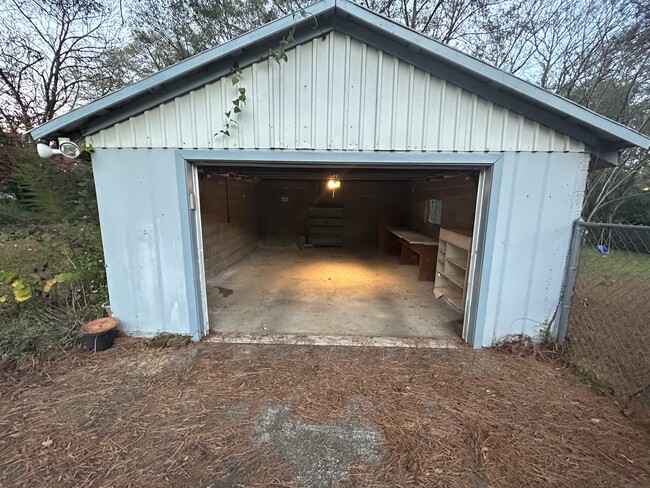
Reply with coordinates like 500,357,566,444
197,165,478,341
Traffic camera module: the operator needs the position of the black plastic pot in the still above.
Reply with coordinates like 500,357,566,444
81,317,119,352
82,328,116,352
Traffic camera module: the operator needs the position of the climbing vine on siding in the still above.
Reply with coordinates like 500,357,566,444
219,64,246,137
216,27,296,138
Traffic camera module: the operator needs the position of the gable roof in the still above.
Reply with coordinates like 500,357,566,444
30,0,650,151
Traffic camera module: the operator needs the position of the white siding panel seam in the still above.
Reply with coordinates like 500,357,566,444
295,44,301,149
129,117,136,148
469,94,478,151
174,99,181,148
374,50,383,150
278,58,284,149
492,153,520,336
144,111,152,148
500,110,508,151
310,39,317,148
358,42,367,149
453,88,462,149
437,79,446,149
484,102,493,151
327,34,334,149
421,73,431,151
390,57,399,149
267,58,274,148
406,64,414,149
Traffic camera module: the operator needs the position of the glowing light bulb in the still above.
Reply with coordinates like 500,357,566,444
327,179,341,189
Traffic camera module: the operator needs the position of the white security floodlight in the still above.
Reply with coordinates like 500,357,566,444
36,141,81,159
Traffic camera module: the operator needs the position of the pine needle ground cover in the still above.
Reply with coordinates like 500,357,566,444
1,340,648,487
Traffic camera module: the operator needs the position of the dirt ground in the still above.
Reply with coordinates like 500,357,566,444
1,340,649,488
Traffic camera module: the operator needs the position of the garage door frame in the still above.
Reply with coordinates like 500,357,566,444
176,149,505,348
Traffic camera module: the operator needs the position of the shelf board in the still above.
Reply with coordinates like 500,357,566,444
439,228,472,250
446,242,469,256
433,286,463,311
438,269,464,289
443,294,462,312
446,256,467,271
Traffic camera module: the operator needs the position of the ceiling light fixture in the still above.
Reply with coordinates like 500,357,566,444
327,178,340,197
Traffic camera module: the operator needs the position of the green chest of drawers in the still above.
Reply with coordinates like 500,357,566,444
308,207,343,246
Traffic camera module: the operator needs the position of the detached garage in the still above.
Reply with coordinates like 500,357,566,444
31,0,649,347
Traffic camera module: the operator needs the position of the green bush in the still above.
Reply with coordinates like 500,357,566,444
0,139,106,364
12,158,97,223
0,223,107,365
0,199,44,226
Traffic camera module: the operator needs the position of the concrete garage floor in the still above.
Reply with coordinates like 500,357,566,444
205,248,462,342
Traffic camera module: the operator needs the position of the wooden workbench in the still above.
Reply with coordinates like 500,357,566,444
386,227,439,281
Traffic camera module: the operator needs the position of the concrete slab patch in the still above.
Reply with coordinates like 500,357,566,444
252,404,384,487
207,332,460,349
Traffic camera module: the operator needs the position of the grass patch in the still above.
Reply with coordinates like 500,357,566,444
570,362,614,396
0,303,83,366
150,333,191,348
1,227,68,276
578,249,650,283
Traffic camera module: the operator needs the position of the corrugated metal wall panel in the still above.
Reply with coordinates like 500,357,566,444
92,149,195,337
481,152,590,345
87,32,585,152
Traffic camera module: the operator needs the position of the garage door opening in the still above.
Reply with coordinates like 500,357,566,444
195,164,480,344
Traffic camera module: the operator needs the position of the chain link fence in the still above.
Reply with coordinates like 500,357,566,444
558,222,650,417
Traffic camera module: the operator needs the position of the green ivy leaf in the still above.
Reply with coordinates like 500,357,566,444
233,106,241,113
232,99,240,107
239,87,246,94
220,130,230,136
0,270,18,285
231,77,239,85
225,111,231,118
54,272,78,283
12,279,32,302
43,278,56,293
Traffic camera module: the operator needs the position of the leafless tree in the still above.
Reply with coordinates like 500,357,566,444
363,0,502,44
0,0,122,133
118,0,298,77
474,0,650,222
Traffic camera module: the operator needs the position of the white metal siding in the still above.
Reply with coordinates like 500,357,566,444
88,32,585,153
480,152,590,345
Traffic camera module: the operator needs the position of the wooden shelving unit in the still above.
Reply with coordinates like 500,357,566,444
433,228,472,313
308,207,343,246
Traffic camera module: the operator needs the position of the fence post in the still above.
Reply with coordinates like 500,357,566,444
556,220,583,345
